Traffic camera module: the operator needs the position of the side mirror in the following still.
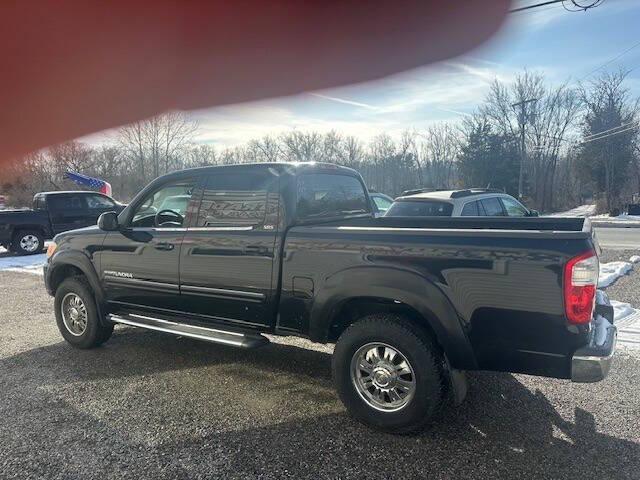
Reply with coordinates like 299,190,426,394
98,211,119,231
527,209,539,217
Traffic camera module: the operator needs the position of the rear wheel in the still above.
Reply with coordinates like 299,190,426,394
55,277,113,348
12,229,44,255
332,313,446,434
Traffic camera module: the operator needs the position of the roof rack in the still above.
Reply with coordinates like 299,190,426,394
400,188,449,196
449,188,505,199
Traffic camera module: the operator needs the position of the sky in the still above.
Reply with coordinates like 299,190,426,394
85,0,640,148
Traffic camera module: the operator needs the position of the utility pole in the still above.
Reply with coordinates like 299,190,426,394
512,98,537,199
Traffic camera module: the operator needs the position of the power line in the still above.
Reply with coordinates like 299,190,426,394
563,0,604,12
509,0,564,12
579,122,639,144
509,0,603,13
582,121,638,141
579,40,640,81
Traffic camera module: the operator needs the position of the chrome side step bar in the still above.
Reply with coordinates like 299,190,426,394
108,313,270,348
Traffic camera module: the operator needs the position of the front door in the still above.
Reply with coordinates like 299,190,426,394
98,178,198,314
179,169,279,329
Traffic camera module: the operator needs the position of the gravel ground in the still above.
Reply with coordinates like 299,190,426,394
599,249,640,307
1,264,639,480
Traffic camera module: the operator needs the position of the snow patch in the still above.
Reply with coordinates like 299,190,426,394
629,255,640,264
598,261,632,288
591,213,640,225
0,247,46,275
546,204,596,218
611,300,637,322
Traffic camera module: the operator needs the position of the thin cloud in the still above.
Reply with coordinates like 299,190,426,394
309,93,380,110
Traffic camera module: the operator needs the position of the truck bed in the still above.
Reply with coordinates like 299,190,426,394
279,215,595,379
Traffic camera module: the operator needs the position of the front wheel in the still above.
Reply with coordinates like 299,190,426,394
55,277,113,349
332,314,446,434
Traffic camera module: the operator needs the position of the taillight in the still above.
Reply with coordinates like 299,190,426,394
564,251,598,324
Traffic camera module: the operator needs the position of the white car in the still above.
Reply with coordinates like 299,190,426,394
385,189,538,217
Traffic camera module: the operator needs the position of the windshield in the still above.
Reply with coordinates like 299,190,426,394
385,200,453,217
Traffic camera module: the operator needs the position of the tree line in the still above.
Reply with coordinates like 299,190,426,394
4,69,639,214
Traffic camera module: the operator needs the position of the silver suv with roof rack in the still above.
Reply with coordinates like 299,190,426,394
385,188,538,217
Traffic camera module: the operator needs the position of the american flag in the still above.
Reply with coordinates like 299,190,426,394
63,171,112,196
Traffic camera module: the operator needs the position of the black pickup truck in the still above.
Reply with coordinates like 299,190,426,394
0,191,123,255
44,163,616,433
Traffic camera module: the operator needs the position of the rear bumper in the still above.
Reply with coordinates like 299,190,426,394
571,315,617,383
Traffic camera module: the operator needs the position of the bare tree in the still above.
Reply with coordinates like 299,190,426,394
481,71,581,209
419,123,460,189
187,144,217,167
246,136,282,163
280,131,324,162
578,70,639,212
118,111,198,188
341,136,365,169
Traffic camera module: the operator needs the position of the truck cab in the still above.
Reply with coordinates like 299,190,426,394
0,191,122,254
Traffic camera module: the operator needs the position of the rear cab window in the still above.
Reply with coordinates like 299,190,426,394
386,200,453,217
33,195,47,210
296,173,369,220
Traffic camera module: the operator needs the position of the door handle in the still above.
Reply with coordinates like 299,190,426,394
154,242,174,251
244,245,269,255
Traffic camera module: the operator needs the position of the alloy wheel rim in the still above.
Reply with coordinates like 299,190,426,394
61,293,88,336
350,342,416,412
19,234,40,252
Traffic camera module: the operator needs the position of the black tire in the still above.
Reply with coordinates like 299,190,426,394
332,313,446,434
54,277,113,349
12,229,44,255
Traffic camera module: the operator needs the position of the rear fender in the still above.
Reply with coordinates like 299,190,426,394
309,266,477,370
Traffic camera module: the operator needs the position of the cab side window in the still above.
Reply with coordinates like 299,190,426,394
196,173,272,227
86,194,115,209
49,195,86,211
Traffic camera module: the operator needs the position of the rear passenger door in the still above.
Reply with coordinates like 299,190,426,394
179,170,280,328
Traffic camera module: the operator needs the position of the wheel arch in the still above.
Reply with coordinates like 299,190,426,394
309,266,477,370
48,251,105,306
11,225,47,237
